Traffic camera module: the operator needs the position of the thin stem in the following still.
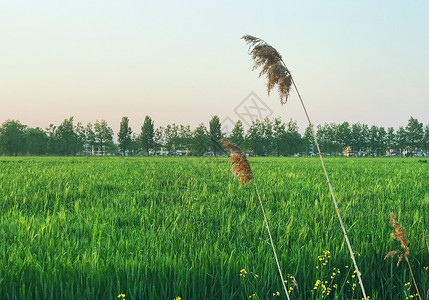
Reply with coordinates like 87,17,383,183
253,180,290,300
287,73,368,299
406,257,422,300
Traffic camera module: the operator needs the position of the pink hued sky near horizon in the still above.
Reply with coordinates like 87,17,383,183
1,1,428,135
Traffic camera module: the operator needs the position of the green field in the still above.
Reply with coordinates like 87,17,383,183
0,157,428,299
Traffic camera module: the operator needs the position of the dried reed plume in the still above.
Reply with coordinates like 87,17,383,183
242,35,292,104
220,138,253,185
385,212,422,300
243,34,368,299
384,212,409,266
220,137,290,300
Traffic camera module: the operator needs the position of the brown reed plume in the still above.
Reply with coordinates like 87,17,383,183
220,138,253,185
385,212,422,300
221,138,290,300
384,212,409,266
242,35,292,104
243,34,368,299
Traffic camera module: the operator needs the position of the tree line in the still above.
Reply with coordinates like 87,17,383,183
0,116,428,157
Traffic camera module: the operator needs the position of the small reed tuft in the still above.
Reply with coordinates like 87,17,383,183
385,212,422,300
220,138,253,185
242,34,292,104
384,212,410,266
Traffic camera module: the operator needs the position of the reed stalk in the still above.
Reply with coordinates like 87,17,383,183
242,34,368,299
221,138,290,300
385,213,422,300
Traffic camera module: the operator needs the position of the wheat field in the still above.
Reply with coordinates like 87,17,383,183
0,157,428,299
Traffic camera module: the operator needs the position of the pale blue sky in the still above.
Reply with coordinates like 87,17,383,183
1,0,428,134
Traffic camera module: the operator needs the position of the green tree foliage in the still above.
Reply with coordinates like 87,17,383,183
396,126,407,156
153,127,165,155
337,122,351,151
424,125,429,155
140,116,154,155
317,123,340,154
376,126,387,156
130,133,141,155
245,120,264,156
164,124,179,154
45,124,57,155
360,124,370,153
350,123,369,156
191,123,210,156
178,125,192,151
1,116,428,157
75,122,86,153
283,119,302,156
56,117,80,156
369,125,379,156
26,127,48,155
272,118,287,156
0,120,27,155
209,115,223,155
118,117,132,155
261,118,274,156
94,120,114,155
303,125,315,155
405,117,424,155
84,123,96,154
386,127,396,154
228,120,245,147
368,125,388,156
245,118,302,156
160,124,191,155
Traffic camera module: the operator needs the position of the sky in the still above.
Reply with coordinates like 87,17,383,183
1,0,428,135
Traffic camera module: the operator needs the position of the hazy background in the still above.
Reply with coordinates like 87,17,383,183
1,0,428,134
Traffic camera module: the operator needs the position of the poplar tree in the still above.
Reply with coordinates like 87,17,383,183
228,120,245,147
118,117,132,155
140,115,154,155
209,115,223,155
